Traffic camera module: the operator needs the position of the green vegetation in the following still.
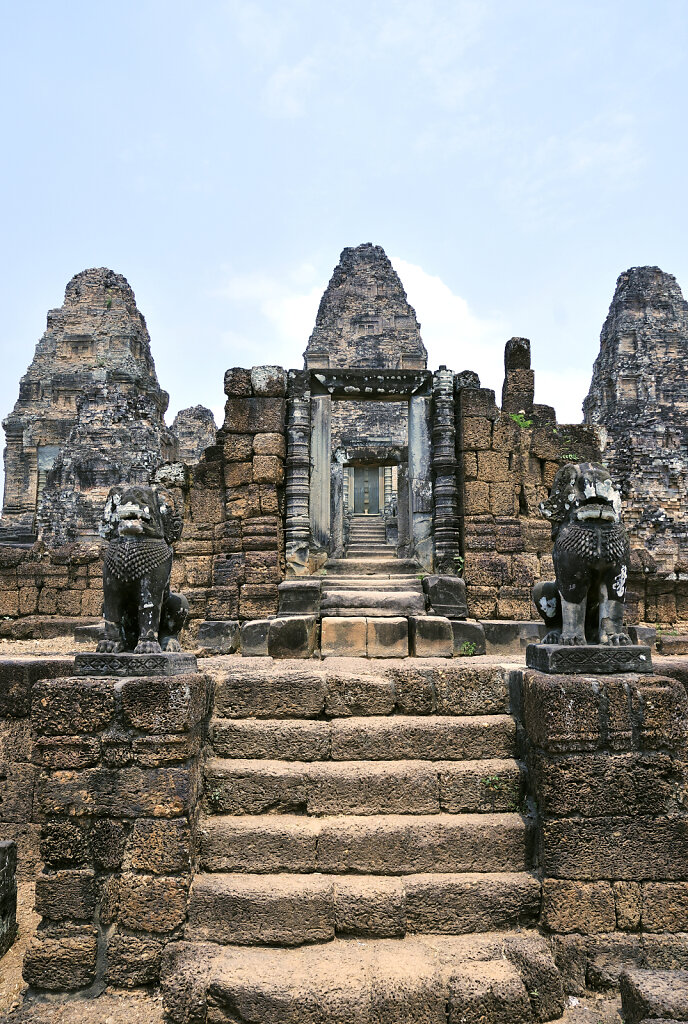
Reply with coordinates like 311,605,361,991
459,640,477,657
509,412,533,429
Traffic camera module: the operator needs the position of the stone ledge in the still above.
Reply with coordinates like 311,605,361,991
74,652,198,677
526,643,652,675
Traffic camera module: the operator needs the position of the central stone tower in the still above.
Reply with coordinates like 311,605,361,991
304,242,427,371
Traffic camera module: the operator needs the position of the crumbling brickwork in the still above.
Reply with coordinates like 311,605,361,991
457,339,601,620
0,657,73,879
166,366,287,633
520,667,688,992
23,669,211,990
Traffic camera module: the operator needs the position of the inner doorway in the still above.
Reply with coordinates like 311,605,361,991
353,466,380,514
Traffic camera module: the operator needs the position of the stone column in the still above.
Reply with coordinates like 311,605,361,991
285,372,311,576
309,395,331,551
384,466,393,513
408,396,433,570
330,458,344,558
432,367,462,574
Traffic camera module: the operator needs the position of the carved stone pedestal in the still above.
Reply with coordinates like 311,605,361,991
526,643,652,675
74,651,198,677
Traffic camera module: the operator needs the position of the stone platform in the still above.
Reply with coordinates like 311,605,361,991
74,651,198,677
525,643,652,674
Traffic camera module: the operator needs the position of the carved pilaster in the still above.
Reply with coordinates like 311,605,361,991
285,371,311,575
432,367,461,573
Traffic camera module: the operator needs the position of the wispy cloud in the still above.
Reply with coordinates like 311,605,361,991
263,56,319,118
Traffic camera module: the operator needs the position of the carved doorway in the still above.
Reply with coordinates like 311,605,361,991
353,466,380,514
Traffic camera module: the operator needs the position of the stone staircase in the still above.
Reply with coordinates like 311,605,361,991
161,660,565,1023
322,514,427,619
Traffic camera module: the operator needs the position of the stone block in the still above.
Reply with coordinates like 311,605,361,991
214,665,326,718
197,619,241,654
541,879,616,934
124,818,191,874
530,750,682,818
240,620,270,657
251,365,286,397
463,553,510,587
224,460,253,488
35,766,193,819
253,432,286,458
268,616,319,659
40,822,90,867
642,882,688,932
620,968,688,1024
253,455,284,484
334,877,404,937
23,933,97,990
366,617,409,658
120,673,207,733
422,576,468,618
33,736,101,770
35,868,97,921
466,586,498,619
223,433,253,461
464,481,490,515
325,671,395,717
526,643,652,675
460,416,492,450
239,583,279,619
0,657,73,718
224,367,252,396
321,617,367,658
614,881,642,930
107,932,163,987
451,619,486,656
91,819,128,871
32,678,115,736
277,580,321,617
104,873,189,933
477,451,510,482
132,732,201,767
409,617,453,658
542,816,688,880
224,397,286,435
206,586,240,621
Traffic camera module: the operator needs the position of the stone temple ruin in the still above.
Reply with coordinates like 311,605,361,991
2,247,688,1022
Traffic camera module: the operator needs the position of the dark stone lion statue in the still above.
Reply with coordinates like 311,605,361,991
97,484,189,654
532,461,632,646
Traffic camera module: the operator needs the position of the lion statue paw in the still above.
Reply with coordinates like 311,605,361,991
96,639,124,653
601,632,633,647
134,639,163,655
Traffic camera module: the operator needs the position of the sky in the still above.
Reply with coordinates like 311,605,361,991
1,0,687,499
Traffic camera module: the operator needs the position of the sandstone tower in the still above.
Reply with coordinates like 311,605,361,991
304,242,427,371
583,266,688,571
0,268,176,545
171,405,218,464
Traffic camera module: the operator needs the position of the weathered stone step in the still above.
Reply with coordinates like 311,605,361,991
185,870,541,945
199,812,533,874
322,578,423,591
162,931,565,1024
326,558,422,575
209,713,517,762
620,968,688,1024
209,662,511,719
320,590,425,616
203,756,523,816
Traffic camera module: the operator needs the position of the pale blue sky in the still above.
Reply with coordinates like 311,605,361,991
1,0,687,498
